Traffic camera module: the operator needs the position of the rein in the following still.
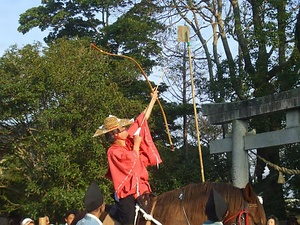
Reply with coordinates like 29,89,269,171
224,208,249,225
224,202,259,225
134,204,162,225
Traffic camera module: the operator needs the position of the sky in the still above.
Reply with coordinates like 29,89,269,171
0,1,47,56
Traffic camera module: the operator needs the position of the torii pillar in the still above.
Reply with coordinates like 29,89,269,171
231,120,248,187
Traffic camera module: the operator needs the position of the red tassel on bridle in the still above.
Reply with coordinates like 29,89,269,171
224,208,249,225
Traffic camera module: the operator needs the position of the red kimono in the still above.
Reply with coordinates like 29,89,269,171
105,113,162,199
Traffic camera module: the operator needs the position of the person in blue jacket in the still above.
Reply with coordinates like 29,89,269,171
76,182,105,225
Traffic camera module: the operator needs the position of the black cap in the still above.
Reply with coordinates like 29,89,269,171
205,189,228,222
84,181,104,212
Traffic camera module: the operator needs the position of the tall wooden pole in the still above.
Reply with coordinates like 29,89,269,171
178,26,205,182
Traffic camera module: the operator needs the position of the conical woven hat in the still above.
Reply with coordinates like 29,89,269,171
93,115,133,137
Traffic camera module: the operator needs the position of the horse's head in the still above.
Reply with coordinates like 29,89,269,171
224,183,266,225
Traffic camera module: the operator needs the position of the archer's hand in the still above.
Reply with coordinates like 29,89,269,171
144,89,159,120
150,89,159,100
133,134,142,145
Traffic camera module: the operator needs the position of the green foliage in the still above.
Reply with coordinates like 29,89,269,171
18,0,104,42
0,38,148,221
281,143,300,217
150,144,231,194
99,1,165,71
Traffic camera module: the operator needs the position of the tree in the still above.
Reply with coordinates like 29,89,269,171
154,0,300,219
17,0,165,71
18,0,122,42
0,38,153,221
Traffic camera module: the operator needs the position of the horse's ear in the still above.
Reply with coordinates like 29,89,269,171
243,183,254,203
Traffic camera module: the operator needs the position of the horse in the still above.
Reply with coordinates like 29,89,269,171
101,182,266,225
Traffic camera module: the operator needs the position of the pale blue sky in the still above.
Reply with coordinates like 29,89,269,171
0,1,47,56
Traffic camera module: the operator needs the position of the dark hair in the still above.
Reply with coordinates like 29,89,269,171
267,215,280,225
105,129,119,144
65,209,78,219
70,210,87,225
287,217,299,225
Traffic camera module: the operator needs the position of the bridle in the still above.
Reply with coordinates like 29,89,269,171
224,208,249,225
224,203,258,225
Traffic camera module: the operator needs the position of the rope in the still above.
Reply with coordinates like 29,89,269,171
250,150,300,175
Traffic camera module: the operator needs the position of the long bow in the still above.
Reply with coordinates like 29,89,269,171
91,43,174,151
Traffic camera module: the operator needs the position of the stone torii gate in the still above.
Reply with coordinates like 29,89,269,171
201,88,300,188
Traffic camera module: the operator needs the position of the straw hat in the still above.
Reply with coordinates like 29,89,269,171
93,115,133,137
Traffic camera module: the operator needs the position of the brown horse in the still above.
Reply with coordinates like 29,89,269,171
102,182,266,225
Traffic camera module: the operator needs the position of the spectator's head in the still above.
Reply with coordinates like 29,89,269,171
21,218,34,225
69,210,87,225
64,210,78,225
267,215,279,225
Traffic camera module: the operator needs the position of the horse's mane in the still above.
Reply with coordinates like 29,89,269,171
152,182,247,224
